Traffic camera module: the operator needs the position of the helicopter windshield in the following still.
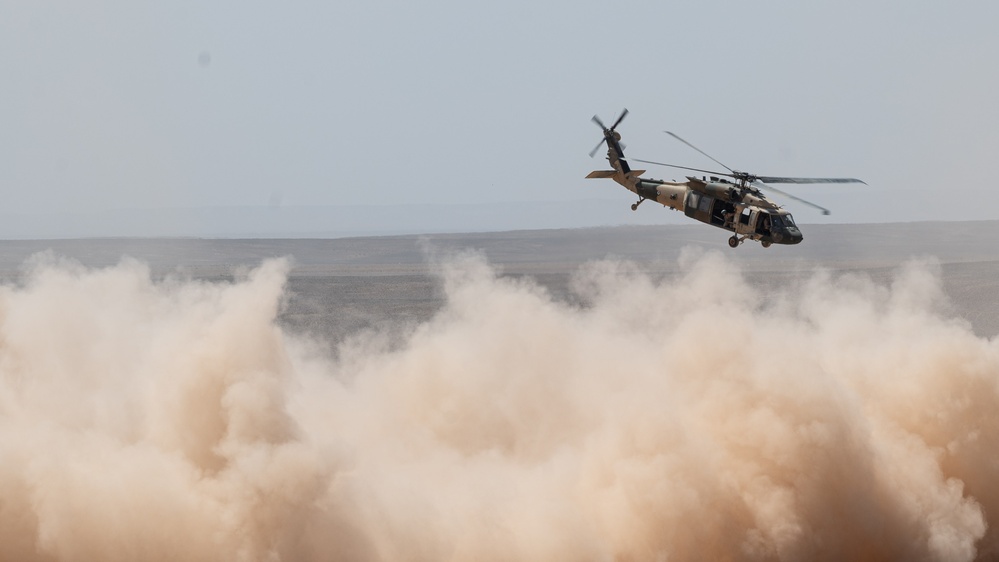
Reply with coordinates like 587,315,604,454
781,214,797,228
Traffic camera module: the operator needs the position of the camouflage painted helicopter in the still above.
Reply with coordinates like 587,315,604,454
586,109,865,248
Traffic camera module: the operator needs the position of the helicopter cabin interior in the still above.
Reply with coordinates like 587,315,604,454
685,191,744,232
685,191,788,237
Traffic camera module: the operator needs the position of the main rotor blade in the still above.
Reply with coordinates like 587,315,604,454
756,176,867,185
588,138,607,158
751,181,831,215
665,131,734,173
591,115,607,130
632,158,731,178
610,108,629,130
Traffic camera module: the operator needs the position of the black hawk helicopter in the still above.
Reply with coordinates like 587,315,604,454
586,109,866,248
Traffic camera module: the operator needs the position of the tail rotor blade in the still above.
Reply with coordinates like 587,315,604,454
610,108,629,130
589,109,627,157
588,138,607,158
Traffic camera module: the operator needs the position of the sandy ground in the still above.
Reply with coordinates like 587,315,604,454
1,221,999,561
0,220,995,342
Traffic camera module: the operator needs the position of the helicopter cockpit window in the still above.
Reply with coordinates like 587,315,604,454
782,214,797,227
771,215,784,229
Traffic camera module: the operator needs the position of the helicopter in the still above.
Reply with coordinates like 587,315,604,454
585,109,866,248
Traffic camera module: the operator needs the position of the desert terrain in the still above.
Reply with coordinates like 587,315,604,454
1,221,998,561
0,220,995,341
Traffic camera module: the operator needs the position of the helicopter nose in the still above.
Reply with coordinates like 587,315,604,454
788,232,803,244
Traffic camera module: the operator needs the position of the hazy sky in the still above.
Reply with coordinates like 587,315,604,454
2,1,998,235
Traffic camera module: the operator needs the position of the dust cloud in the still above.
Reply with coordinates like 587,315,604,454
0,250,998,561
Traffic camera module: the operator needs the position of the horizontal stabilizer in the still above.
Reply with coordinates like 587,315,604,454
586,170,617,179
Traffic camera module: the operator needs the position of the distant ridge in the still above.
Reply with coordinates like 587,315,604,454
2,199,993,240
0,200,674,240
0,221,996,273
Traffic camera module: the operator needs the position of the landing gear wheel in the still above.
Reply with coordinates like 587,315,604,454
728,236,739,248
761,240,772,248
631,203,638,211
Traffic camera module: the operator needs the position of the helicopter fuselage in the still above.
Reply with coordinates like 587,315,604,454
586,110,864,247
585,115,811,247
611,172,803,246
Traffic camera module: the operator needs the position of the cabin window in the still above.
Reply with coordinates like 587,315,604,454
783,214,796,227
687,192,700,209
772,215,784,229
757,213,772,235
698,195,712,213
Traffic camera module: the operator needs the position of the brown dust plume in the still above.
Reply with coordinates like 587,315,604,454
0,251,997,561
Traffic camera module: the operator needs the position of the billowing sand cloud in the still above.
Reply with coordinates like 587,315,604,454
0,250,996,561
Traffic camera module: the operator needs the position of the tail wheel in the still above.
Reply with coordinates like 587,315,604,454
728,236,739,248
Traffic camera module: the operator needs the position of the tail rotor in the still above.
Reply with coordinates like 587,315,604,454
588,109,629,157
